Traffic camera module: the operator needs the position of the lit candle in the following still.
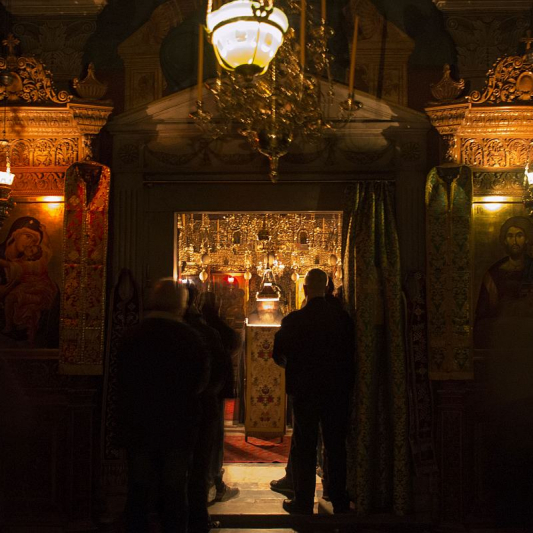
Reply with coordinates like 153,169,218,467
300,0,306,68
348,15,359,95
197,24,204,102
215,59,222,90
321,0,326,22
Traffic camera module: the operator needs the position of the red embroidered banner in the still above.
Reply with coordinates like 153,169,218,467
59,162,110,374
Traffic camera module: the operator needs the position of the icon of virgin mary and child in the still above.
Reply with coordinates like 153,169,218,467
0,216,59,346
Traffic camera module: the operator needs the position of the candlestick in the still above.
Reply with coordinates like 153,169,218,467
321,0,326,22
197,24,204,103
348,15,359,95
300,0,306,69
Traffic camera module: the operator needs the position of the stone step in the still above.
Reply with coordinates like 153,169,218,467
211,510,433,531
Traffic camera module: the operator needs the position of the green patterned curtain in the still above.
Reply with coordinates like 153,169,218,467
342,181,411,515
425,166,473,379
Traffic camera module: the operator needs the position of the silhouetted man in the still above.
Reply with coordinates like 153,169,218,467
185,284,238,533
117,279,209,533
273,268,355,515
199,291,240,503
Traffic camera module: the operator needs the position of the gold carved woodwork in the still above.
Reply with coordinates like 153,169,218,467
0,34,70,104
73,63,108,101
0,36,112,165
473,171,525,197
0,138,79,169
469,54,533,103
461,137,532,168
0,106,111,141
430,64,466,103
10,172,65,197
425,47,533,170
70,104,113,136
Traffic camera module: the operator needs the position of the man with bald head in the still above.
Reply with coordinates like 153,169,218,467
117,278,210,533
273,268,355,515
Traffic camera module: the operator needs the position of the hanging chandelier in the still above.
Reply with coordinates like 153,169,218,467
193,0,361,182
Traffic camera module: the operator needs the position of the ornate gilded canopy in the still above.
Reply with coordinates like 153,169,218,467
0,34,112,198
425,36,533,195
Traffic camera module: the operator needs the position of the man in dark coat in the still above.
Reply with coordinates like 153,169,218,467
199,291,241,502
185,284,238,533
273,268,355,515
117,278,209,533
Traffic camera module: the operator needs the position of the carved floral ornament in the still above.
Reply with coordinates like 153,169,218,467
425,34,533,170
0,34,70,104
469,55,533,104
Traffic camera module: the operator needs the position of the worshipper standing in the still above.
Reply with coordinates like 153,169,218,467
185,283,238,533
116,278,209,533
273,268,355,515
270,276,342,501
199,291,241,503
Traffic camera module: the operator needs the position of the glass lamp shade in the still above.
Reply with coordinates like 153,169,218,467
207,0,289,77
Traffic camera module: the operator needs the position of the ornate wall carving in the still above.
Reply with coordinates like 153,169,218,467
12,172,65,196
0,138,79,169
13,19,98,85
426,39,533,530
432,1,531,92
462,137,531,168
426,53,533,169
473,170,525,196
446,15,527,83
